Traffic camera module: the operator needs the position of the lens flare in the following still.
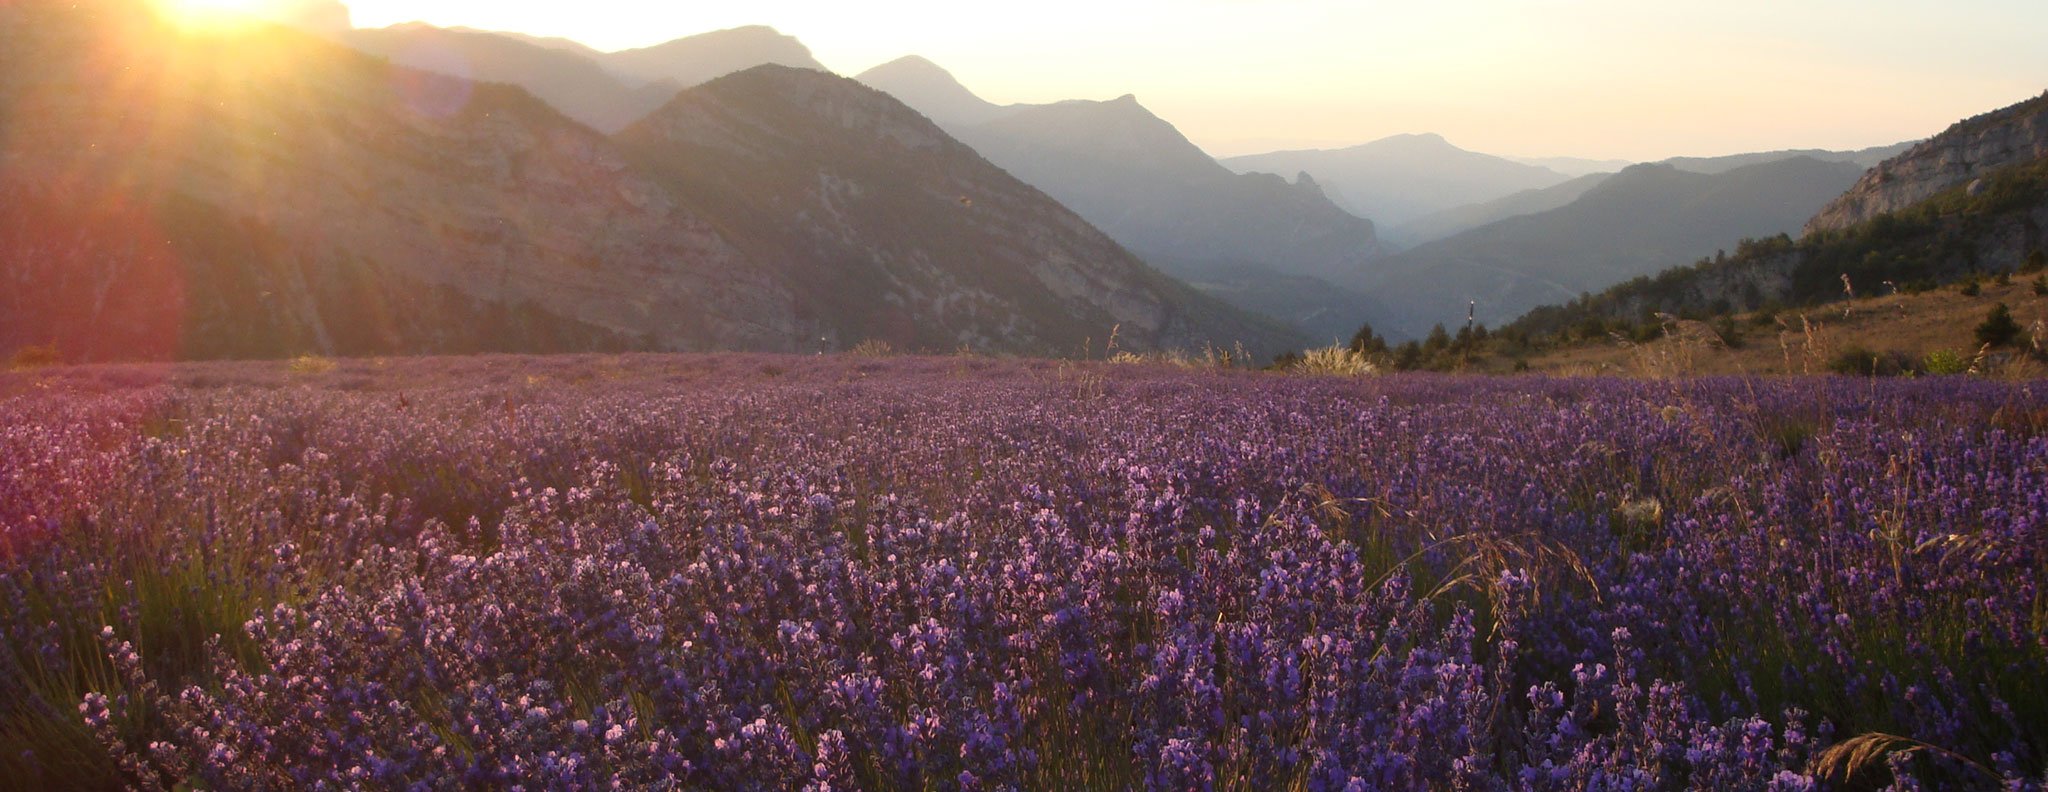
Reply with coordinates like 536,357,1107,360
152,0,287,31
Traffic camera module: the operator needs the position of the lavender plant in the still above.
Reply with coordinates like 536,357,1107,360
1,355,2044,789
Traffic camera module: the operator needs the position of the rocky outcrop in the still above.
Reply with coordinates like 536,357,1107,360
1806,91,2048,234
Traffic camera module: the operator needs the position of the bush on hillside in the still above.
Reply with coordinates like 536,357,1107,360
1977,303,2022,347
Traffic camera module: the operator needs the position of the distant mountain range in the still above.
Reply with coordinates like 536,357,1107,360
0,4,1293,361
344,24,824,133
1657,143,1915,176
1221,134,1575,229
1360,157,1868,339
856,56,1392,342
1384,144,1915,248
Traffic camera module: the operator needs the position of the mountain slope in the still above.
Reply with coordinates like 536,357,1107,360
614,66,1302,357
1361,157,1865,338
1808,91,2048,234
1222,134,1573,227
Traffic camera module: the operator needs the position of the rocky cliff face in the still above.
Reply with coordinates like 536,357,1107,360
1806,92,2048,234
617,66,1299,357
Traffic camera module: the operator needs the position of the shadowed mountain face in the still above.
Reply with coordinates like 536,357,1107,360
856,58,1391,340
1222,134,1574,228
1360,157,1866,339
616,67,1301,357
0,7,1291,361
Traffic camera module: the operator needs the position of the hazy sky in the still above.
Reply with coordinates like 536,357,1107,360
338,0,2048,161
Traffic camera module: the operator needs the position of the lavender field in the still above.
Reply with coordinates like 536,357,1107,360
2,355,2045,790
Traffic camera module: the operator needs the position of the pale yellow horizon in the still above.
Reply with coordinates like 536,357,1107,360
334,0,2048,163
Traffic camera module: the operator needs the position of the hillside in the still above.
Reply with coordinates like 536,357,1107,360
1360,157,1866,339
1517,276,2047,378
615,66,1303,357
1808,91,2048,233
1222,134,1573,227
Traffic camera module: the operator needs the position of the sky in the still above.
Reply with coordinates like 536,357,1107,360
335,0,2048,161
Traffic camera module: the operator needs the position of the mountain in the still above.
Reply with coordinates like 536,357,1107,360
615,66,1299,357
343,24,833,133
0,5,1290,362
1660,142,1915,175
1222,134,1573,227
602,25,825,88
0,4,787,361
1359,157,1866,339
344,24,673,133
852,57,1390,340
855,56,1009,127
1510,91,2048,338
1385,173,1614,247
952,96,1391,338
1808,92,2048,234
1506,155,1633,178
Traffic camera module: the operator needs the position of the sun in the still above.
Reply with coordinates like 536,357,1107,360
151,0,290,31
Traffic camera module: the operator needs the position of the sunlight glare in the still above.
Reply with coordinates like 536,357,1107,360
153,0,286,32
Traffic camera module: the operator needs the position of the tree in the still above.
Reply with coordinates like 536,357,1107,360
1423,324,1451,353
1347,322,1389,356
1976,302,2021,347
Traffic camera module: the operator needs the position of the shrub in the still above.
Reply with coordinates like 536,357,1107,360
1286,346,1376,376
2033,275,2046,296
287,354,337,375
849,339,896,358
2025,249,2048,274
1959,280,1982,297
6,344,62,370
1828,347,1914,376
1976,303,2022,347
1923,348,1971,375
